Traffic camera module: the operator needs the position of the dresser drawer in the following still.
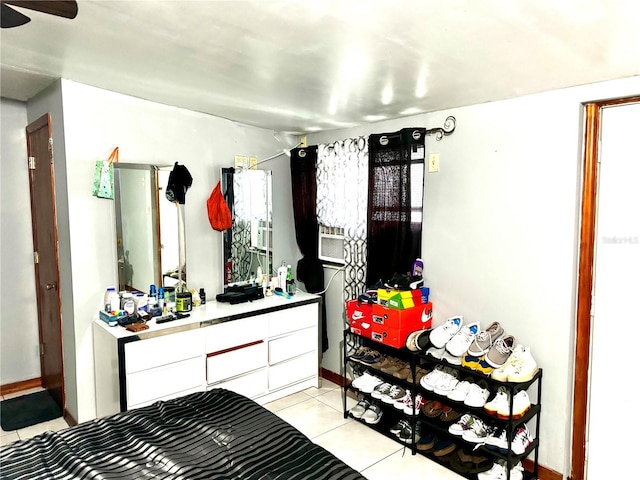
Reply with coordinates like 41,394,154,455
209,368,268,399
126,356,205,407
268,351,317,391
269,327,317,365
125,329,203,374
204,316,268,353
268,303,317,337
206,341,267,383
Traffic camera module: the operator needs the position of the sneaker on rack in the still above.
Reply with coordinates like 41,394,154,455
463,380,491,408
497,390,531,420
351,371,376,389
507,346,539,383
442,349,463,365
360,349,384,365
447,378,472,402
394,389,413,411
426,345,446,360
398,422,421,444
420,364,446,391
446,321,480,356
348,399,372,419
362,404,384,425
511,424,534,455
474,356,495,375
484,426,508,453
371,382,393,400
461,353,482,371
429,316,464,348
434,368,460,396
382,385,406,404
491,344,524,381
467,321,505,357
357,375,384,394
350,346,374,362
477,460,507,480
404,393,426,416
485,335,516,368
461,416,491,444
448,413,476,436
484,386,510,417
390,418,411,436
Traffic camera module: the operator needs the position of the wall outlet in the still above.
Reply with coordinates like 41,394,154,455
428,153,440,173
234,155,248,169
249,156,258,169
300,135,307,148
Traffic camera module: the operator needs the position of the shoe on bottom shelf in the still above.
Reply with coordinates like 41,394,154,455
390,419,410,436
348,399,372,419
416,431,437,451
432,438,457,457
361,404,383,425
449,449,493,474
477,460,524,480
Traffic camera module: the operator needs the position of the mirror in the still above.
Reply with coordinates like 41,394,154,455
114,163,182,293
221,168,272,286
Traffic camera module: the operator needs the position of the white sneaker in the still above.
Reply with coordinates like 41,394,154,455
484,386,510,417
491,344,525,381
485,426,508,452
349,399,372,419
357,375,384,393
511,424,534,455
461,416,491,443
382,385,406,404
448,413,475,436
507,346,539,382
429,316,464,348
497,390,531,420
447,379,472,402
441,349,462,365
351,371,377,389
362,404,383,424
404,393,426,416
420,364,446,391
446,321,480,356
433,368,460,396
463,381,490,408
477,460,506,480
426,345,446,360
394,390,413,410
371,382,393,400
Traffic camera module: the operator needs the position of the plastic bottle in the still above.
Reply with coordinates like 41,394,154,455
199,288,206,305
277,261,287,290
121,292,135,314
104,287,119,312
286,264,295,296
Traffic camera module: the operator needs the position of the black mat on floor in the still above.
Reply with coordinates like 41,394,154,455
1,390,62,431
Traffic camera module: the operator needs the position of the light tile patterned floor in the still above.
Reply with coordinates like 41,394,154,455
1,381,465,479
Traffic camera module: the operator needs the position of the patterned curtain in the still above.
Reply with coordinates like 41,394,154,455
316,136,369,302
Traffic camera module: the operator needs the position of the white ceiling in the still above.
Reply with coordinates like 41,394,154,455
2,0,640,134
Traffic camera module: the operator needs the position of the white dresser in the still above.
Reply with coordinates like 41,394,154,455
93,292,321,417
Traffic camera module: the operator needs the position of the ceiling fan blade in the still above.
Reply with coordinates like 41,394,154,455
1,3,31,28
4,1,77,20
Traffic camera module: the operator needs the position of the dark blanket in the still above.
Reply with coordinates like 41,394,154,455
0,389,366,480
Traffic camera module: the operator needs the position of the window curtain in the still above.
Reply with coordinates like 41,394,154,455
316,137,369,301
366,128,426,286
290,146,328,353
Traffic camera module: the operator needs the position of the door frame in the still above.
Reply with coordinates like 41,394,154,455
571,95,640,480
26,112,65,409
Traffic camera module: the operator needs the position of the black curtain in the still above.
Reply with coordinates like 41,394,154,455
290,146,328,353
366,128,426,286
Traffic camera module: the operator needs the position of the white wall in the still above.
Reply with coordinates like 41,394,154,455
308,75,640,477
0,98,41,384
22,80,298,422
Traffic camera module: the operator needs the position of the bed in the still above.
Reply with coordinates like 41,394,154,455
0,388,366,480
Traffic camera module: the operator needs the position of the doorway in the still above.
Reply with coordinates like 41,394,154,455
26,113,65,410
572,96,640,479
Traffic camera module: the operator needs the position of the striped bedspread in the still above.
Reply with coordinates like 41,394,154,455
0,388,366,480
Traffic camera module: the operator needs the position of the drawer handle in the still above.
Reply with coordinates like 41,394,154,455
207,340,264,357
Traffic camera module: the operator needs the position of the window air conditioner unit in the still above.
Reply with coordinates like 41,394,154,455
318,227,345,264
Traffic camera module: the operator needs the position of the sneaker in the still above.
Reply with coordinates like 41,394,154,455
485,335,516,368
511,425,534,455
461,353,482,371
447,378,472,402
382,385,406,404
349,399,371,419
357,375,384,394
362,404,384,424
351,371,378,389
404,393,426,416
426,345,446,359
350,346,374,362
478,460,507,480
442,349,463,365
360,349,383,365
390,418,411,436
415,329,433,351
398,422,421,444
474,356,495,375
406,330,423,351
467,321,505,356
446,321,480,356
484,386,510,417
434,368,460,396
463,380,490,408
448,413,476,436
429,316,464,348
507,346,539,382
371,382,393,400
485,426,508,453
420,364,446,391
497,390,531,420
491,344,525,381
461,416,491,443
394,389,413,410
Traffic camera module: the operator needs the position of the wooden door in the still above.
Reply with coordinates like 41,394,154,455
26,113,64,409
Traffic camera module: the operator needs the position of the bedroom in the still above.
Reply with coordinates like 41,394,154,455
1,1,640,479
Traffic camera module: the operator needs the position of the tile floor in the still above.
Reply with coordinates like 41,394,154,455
1,381,464,479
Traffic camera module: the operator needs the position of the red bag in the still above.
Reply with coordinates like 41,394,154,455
207,182,232,231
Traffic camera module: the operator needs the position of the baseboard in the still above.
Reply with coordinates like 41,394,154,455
0,377,42,396
63,409,77,427
320,368,562,480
